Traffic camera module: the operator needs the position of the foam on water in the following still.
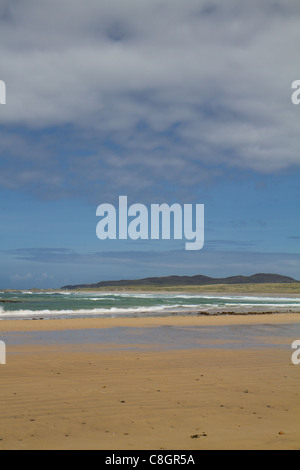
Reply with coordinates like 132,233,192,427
0,290,299,320
0,304,186,319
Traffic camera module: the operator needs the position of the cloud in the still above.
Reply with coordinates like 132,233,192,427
5,246,300,282
10,273,33,282
205,239,259,250
6,248,77,263
8,271,54,288
0,0,300,201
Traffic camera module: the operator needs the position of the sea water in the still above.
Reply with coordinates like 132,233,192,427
0,290,300,320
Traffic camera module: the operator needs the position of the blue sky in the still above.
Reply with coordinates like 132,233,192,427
0,0,300,288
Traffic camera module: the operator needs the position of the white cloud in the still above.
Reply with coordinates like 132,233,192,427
10,273,33,282
0,0,300,200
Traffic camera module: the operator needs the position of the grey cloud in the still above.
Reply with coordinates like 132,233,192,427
205,239,258,250
5,247,300,281
0,0,300,200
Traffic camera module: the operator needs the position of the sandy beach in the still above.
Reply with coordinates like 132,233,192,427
0,313,299,450
2,0,300,454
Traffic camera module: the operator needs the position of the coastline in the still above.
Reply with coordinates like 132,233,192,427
1,286,300,322
2,281,300,295
0,311,300,332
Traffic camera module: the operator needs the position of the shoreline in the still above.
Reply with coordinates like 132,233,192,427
0,312,300,332
1,283,300,296
1,288,300,322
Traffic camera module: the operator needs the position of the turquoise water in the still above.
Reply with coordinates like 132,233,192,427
0,290,300,320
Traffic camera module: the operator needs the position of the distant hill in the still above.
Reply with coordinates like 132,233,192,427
62,273,299,290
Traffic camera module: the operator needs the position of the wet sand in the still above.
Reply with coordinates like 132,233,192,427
1,311,300,331
0,314,299,450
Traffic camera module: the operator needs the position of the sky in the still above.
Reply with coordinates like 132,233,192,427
0,0,300,289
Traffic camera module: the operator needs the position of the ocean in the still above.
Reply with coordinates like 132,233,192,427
1,290,300,320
